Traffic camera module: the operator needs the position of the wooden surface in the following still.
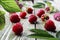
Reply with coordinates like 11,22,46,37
0,0,60,40
0,1,45,40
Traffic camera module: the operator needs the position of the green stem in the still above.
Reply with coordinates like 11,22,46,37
33,0,37,40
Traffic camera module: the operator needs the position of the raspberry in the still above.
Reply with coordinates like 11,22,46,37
28,14,37,24
45,7,50,12
10,13,20,23
44,20,56,32
20,12,27,19
37,9,45,18
27,7,33,14
12,22,23,36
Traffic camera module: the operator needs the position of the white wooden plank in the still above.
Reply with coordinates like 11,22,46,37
1,0,58,40
12,36,18,40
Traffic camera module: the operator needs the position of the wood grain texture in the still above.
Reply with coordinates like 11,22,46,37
0,0,58,40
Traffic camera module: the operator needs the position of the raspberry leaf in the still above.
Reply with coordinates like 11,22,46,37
0,0,22,13
28,34,58,40
47,38,58,40
28,34,54,39
28,29,58,40
0,10,5,30
30,29,48,34
44,1,51,7
33,2,45,8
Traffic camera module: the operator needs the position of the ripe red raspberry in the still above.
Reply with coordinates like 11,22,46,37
10,13,20,23
27,7,33,14
44,20,56,32
37,9,45,18
20,12,27,19
28,14,37,24
45,7,50,12
12,22,23,36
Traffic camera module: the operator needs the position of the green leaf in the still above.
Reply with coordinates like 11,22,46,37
19,0,22,2
50,6,54,13
47,38,58,40
0,10,5,16
0,10,5,30
44,1,51,7
0,0,22,13
33,2,45,8
28,29,56,40
1,0,14,1
1,0,22,2
30,29,49,35
28,34,58,40
28,34,54,39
